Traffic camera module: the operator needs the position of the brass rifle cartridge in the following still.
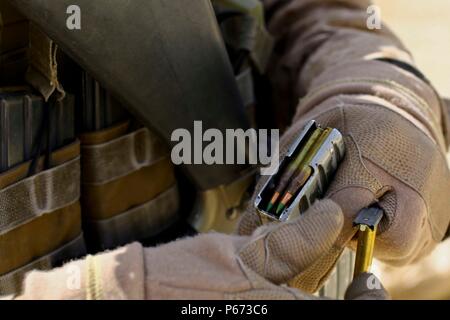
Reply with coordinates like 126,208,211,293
255,120,345,222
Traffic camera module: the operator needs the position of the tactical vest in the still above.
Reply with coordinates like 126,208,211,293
0,0,352,298
0,2,85,295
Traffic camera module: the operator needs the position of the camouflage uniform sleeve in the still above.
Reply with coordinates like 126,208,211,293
261,0,450,144
254,0,450,264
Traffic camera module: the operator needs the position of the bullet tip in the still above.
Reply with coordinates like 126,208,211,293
276,204,285,214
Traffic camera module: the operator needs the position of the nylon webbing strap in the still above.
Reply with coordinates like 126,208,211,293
0,157,80,235
215,0,273,73
26,23,65,101
221,14,273,73
236,67,255,107
81,128,167,185
85,184,179,250
0,233,86,296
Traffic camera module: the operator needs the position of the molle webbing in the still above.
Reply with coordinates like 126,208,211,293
0,143,85,296
0,233,85,296
81,159,176,221
0,156,80,235
85,185,179,250
80,123,179,250
8,0,250,190
81,127,166,185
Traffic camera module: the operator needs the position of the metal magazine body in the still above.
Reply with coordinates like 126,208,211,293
80,72,129,132
253,120,350,298
0,87,75,173
255,120,345,223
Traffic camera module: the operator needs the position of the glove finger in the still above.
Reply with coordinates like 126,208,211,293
236,176,269,236
344,273,390,300
287,240,347,293
294,184,376,294
288,180,375,293
365,160,437,265
238,199,343,285
297,160,378,293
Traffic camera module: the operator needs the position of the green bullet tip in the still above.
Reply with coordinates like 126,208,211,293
276,203,285,215
266,202,273,212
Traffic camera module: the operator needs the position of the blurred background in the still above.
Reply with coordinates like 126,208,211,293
373,0,450,300
375,0,450,97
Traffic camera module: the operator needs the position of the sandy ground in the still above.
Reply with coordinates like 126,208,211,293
374,0,450,97
371,0,450,299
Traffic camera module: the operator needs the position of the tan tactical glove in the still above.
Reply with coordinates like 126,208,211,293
239,0,450,293
12,200,388,300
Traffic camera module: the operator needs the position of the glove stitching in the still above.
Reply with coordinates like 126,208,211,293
347,130,383,194
359,141,445,241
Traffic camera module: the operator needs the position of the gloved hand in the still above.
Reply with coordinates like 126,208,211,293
239,89,450,292
238,0,450,293
13,200,388,300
